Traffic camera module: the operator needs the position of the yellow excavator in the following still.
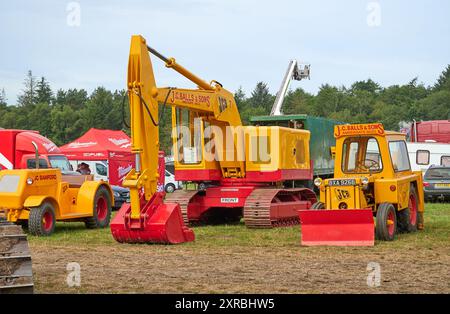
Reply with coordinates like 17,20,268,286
111,35,316,243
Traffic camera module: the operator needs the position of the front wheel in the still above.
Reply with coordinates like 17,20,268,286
375,203,397,241
85,186,112,229
29,202,56,236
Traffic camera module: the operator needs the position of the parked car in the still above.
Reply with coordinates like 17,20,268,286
423,165,450,202
111,185,130,210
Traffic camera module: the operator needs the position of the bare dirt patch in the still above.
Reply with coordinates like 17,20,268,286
29,242,450,294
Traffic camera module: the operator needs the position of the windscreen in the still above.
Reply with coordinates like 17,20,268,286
425,168,450,180
48,155,72,171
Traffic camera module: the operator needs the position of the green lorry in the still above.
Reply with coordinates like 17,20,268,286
250,114,343,178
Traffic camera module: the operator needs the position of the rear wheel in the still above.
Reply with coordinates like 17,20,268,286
375,203,397,241
85,186,112,229
29,202,56,236
311,202,325,210
398,186,419,233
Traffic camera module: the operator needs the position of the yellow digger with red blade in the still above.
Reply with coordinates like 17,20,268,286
298,123,425,246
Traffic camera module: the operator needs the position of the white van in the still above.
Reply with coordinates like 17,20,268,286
164,161,182,193
407,142,450,174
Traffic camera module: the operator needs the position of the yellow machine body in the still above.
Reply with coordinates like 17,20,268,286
299,123,425,246
0,168,113,223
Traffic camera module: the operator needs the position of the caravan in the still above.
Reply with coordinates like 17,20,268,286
407,142,450,174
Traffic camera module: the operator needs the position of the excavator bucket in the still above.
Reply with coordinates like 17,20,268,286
298,209,374,246
110,194,195,244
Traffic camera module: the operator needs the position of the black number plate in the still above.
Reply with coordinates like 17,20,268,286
328,179,357,186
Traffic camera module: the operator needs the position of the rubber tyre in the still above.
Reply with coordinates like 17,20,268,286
375,203,397,241
29,202,56,236
84,186,112,229
165,183,176,193
397,186,419,233
311,201,325,210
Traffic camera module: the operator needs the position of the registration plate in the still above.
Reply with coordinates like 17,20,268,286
328,179,357,186
435,183,450,188
221,197,239,203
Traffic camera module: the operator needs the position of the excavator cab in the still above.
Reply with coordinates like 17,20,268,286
299,123,425,246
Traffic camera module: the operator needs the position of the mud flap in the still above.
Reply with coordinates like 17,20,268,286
298,209,374,246
110,195,195,244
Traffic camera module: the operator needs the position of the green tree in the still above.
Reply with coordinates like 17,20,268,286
28,103,52,137
50,105,84,145
248,82,274,114
0,88,7,106
350,79,381,94
36,77,53,104
433,65,450,92
234,87,247,112
82,87,115,130
411,90,450,121
283,88,315,115
17,70,37,107
55,88,88,110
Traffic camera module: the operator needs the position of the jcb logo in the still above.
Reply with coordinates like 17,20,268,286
335,189,350,201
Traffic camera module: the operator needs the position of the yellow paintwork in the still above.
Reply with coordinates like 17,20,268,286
0,168,113,223
245,126,310,173
318,123,424,218
125,35,312,219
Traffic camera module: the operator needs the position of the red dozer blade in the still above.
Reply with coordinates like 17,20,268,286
110,194,195,244
298,209,374,246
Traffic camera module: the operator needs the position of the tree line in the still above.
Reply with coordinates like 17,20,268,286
1,66,449,152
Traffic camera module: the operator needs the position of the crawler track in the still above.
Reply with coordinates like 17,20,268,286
165,190,200,224
244,188,317,228
0,220,33,294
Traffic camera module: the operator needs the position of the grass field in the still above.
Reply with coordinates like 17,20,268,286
28,203,449,293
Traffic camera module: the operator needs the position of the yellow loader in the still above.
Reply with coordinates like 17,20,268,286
298,123,425,246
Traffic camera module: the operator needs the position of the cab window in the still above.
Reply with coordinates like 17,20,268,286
27,158,49,169
388,141,411,172
341,137,382,173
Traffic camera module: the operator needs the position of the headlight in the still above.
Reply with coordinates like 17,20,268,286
26,178,34,185
314,178,322,187
361,177,369,185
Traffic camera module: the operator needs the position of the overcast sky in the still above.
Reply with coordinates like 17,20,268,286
0,0,449,104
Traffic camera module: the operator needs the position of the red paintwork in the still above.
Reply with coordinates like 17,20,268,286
387,210,395,236
186,186,256,221
175,169,222,182
245,168,313,182
110,193,194,244
42,211,53,232
298,209,375,246
96,197,108,222
409,193,417,226
410,120,450,143
175,168,313,184
0,129,63,170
